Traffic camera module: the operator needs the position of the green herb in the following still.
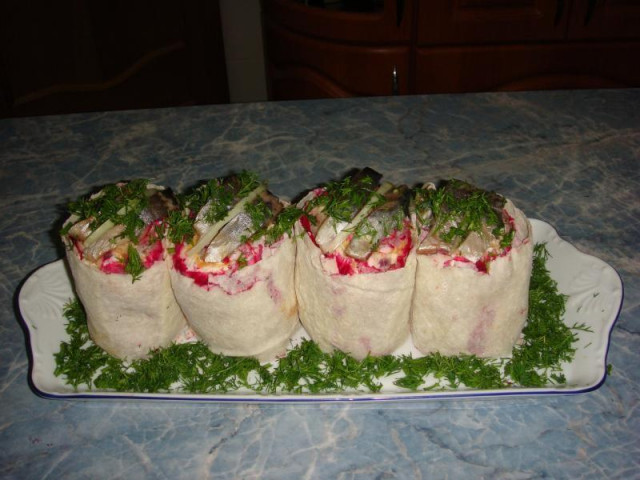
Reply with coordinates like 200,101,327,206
120,204,146,242
168,171,264,247
244,200,273,231
53,301,110,389
503,243,575,386
263,206,303,245
267,339,401,394
182,171,261,226
350,205,405,246
307,174,383,223
62,179,150,243
54,243,588,394
236,253,248,269
396,353,505,390
93,343,266,393
242,204,304,246
124,244,144,282
415,179,510,248
500,229,515,249
166,210,195,244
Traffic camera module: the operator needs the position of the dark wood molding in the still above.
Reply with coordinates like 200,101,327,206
0,0,229,118
263,0,640,99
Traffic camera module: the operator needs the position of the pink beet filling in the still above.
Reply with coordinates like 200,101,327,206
172,242,264,293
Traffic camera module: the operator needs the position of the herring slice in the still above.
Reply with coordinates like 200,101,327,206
84,204,130,247
319,181,394,253
189,184,266,258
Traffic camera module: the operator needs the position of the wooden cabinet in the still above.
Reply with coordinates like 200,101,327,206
262,0,413,99
415,0,640,92
0,1,229,118
416,0,568,45
567,0,640,39
263,0,412,43
263,0,640,99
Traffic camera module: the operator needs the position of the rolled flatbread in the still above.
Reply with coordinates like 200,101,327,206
411,181,533,358
62,181,186,360
295,224,415,360
167,172,300,360
294,173,416,360
169,236,299,360
66,251,186,359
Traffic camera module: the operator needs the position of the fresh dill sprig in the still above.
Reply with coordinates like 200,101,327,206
307,174,384,223
395,353,505,391
62,179,150,242
415,179,510,247
503,243,572,387
263,206,304,245
124,244,144,283
266,339,401,394
61,180,177,283
243,204,304,245
183,171,261,225
244,200,273,231
166,210,196,244
53,301,110,389
169,171,263,245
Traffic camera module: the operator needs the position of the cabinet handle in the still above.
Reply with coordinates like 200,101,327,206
396,0,405,27
392,65,399,95
554,0,565,26
584,0,597,25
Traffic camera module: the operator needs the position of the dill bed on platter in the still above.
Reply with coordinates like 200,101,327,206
53,244,590,394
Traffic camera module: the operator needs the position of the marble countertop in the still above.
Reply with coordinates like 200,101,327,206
1,89,638,479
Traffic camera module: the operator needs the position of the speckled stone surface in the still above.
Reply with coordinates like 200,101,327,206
1,89,638,479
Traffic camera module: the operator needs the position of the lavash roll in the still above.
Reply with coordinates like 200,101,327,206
66,251,186,360
411,182,533,358
294,183,416,361
62,182,186,360
169,236,298,360
167,173,300,360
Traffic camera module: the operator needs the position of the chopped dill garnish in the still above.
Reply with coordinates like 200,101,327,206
245,200,273,231
166,210,195,244
266,340,401,394
307,173,384,223
395,353,505,390
61,180,179,282
53,301,110,389
124,245,144,283
503,243,574,387
263,205,304,245
236,253,248,269
415,179,511,247
54,243,587,394
181,171,261,226
349,204,406,246
61,179,150,242
168,171,265,245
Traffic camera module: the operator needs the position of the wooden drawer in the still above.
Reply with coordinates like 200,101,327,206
264,21,410,99
568,0,640,40
262,0,412,44
415,41,640,93
416,0,567,45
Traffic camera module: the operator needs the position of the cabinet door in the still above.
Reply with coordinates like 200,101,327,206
262,0,412,43
568,0,640,39
417,0,568,45
0,1,228,117
415,42,640,93
264,21,409,99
